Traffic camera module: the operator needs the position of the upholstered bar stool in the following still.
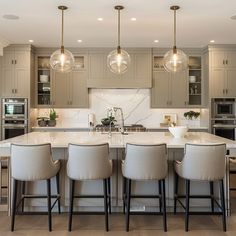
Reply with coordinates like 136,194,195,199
67,143,113,232
10,143,61,231
174,143,227,232
229,157,236,192
122,143,168,232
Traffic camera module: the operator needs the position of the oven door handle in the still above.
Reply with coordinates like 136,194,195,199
3,125,27,129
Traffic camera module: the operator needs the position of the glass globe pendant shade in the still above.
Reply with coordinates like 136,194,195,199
163,47,188,73
50,47,75,73
107,47,131,74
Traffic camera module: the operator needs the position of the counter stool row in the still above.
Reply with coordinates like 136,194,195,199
10,142,227,232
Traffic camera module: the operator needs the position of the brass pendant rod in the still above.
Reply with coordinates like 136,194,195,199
174,9,176,48
61,8,64,48
118,8,120,48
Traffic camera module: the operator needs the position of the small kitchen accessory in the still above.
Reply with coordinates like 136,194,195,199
169,126,188,138
88,113,95,127
40,75,49,83
189,76,196,83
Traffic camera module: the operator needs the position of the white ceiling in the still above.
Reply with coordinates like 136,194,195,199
0,0,236,48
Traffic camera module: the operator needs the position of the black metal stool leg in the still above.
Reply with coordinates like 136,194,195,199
21,181,25,213
162,179,167,232
103,179,109,232
125,179,131,232
210,181,214,213
11,179,18,232
123,177,127,214
107,178,111,214
158,180,162,213
174,171,179,214
185,179,190,232
56,172,61,214
220,179,227,232
47,179,52,232
68,179,75,231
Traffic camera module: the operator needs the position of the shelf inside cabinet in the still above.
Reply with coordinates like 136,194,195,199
153,56,164,69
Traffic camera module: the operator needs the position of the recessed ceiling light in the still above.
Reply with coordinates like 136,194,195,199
77,39,82,43
97,18,103,21
231,15,236,20
29,39,34,43
131,18,137,21
210,40,215,43
154,40,159,43
3,14,19,20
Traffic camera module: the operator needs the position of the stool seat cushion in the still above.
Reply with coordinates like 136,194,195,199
122,143,168,180
175,143,226,181
11,143,60,181
67,143,112,180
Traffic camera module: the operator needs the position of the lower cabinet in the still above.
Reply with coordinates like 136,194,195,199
151,70,188,108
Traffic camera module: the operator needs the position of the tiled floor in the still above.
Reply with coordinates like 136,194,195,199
0,209,236,236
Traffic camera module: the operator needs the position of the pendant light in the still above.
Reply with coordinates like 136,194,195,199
50,6,75,73
107,5,130,74
163,6,188,73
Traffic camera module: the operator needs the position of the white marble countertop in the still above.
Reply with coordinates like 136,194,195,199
31,125,209,130
0,132,235,154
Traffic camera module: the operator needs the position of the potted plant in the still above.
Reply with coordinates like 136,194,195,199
184,111,200,120
101,116,116,126
48,109,58,127
37,117,49,127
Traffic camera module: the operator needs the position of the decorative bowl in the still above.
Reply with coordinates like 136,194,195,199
40,75,49,83
169,126,188,138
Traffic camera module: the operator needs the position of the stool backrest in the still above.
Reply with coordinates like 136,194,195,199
123,143,168,180
11,143,55,181
67,143,111,180
182,143,226,181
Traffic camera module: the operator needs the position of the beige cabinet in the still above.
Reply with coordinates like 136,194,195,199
210,48,236,97
52,70,89,108
87,49,152,88
151,70,188,108
1,46,31,97
211,51,236,68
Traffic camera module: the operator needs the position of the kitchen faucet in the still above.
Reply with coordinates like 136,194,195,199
113,107,125,134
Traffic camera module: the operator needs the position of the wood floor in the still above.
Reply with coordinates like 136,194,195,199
1,209,236,236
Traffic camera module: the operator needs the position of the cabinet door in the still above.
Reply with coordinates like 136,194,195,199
69,71,89,108
226,52,236,67
88,53,105,80
2,68,15,96
133,53,152,87
14,51,30,68
210,68,225,97
151,71,170,108
211,51,225,68
15,68,29,97
170,71,188,107
225,69,236,96
52,72,70,107
3,51,14,67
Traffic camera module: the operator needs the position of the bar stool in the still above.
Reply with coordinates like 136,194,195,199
67,143,113,232
122,143,168,232
10,143,61,232
174,143,227,232
229,157,236,192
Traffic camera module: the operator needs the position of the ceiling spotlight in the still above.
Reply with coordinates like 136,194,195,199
29,39,34,43
131,18,136,21
210,40,215,43
154,40,159,43
77,39,82,43
97,18,103,21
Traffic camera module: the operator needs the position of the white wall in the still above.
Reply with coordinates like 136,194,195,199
34,89,209,128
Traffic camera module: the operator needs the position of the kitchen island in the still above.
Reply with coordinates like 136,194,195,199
0,131,235,214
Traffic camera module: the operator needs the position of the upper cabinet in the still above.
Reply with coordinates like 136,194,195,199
151,49,205,108
209,46,236,97
87,49,152,88
1,45,33,98
34,50,89,108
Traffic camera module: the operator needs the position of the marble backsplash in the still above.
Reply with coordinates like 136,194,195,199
32,89,209,128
